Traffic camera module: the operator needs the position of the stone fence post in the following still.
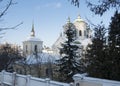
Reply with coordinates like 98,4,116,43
26,75,31,86
12,72,16,86
73,74,84,86
1,70,5,86
70,82,74,86
45,78,50,86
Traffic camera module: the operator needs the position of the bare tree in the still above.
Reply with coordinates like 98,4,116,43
0,0,23,38
0,0,13,19
86,0,120,16
68,0,120,16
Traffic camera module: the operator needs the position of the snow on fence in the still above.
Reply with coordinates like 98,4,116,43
0,70,70,86
1,71,120,86
73,74,120,86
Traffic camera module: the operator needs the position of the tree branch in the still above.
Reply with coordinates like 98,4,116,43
68,0,80,7
86,0,120,16
0,22,23,31
0,0,13,19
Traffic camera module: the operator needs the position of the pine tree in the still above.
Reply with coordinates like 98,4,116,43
108,10,120,81
85,24,109,79
57,18,81,82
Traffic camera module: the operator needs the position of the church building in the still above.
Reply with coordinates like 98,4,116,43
14,23,57,79
52,15,92,57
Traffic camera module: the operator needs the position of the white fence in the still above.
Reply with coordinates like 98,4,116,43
1,71,120,86
73,74,120,86
0,70,70,86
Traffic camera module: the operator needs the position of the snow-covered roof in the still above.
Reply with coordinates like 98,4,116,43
81,38,92,46
52,35,65,48
25,53,60,64
74,38,92,49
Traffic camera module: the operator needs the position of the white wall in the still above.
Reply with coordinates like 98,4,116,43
0,70,70,86
1,71,120,86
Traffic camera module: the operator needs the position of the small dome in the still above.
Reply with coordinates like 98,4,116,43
74,14,85,23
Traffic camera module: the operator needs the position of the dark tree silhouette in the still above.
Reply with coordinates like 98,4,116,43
85,24,109,79
108,10,120,81
0,43,23,72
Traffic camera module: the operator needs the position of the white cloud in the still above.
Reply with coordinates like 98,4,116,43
35,6,41,10
44,2,62,8
35,2,62,11
55,2,62,8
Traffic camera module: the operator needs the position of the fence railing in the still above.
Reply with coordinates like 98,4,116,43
73,74,120,86
1,71,120,86
0,70,70,86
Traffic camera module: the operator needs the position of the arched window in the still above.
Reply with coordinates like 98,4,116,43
46,68,49,77
46,68,52,78
84,30,86,37
34,45,37,52
76,83,80,86
79,30,82,36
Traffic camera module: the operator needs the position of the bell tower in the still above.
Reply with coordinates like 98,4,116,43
23,22,43,56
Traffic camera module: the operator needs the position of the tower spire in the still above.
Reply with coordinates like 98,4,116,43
67,17,71,24
31,22,35,37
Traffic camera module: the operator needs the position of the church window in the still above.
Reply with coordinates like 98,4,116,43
79,30,82,36
84,30,86,37
76,83,80,86
34,45,37,52
46,68,52,78
46,68,49,77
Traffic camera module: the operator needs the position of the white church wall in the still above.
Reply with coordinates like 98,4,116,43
74,22,87,39
23,41,43,56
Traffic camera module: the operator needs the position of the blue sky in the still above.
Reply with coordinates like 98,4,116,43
0,0,115,47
